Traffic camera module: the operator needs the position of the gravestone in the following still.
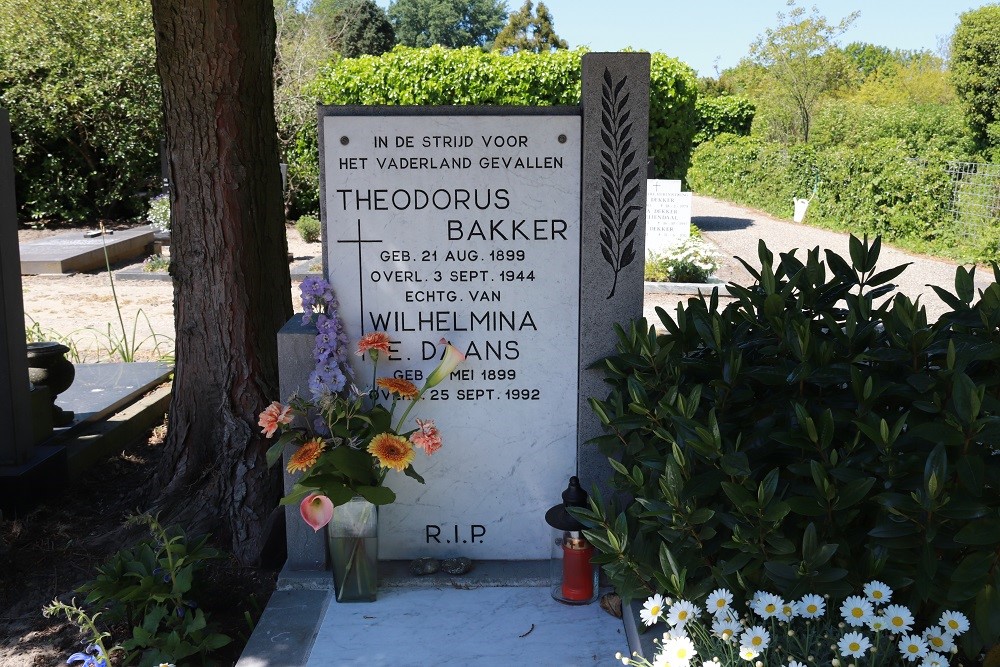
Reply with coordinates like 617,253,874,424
0,109,32,466
279,53,650,566
644,179,692,255
19,228,154,275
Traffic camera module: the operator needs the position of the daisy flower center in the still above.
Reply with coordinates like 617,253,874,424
849,642,860,651
807,604,817,613
852,608,864,618
892,617,904,627
752,637,762,646
678,611,688,620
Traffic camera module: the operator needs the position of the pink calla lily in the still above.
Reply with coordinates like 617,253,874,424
300,493,334,531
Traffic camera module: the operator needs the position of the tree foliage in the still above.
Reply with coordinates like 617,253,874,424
387,0,508,49
0,0,161,221
313,0,395,58
748,0,857,143
492,0,567,54
951,4,1000,157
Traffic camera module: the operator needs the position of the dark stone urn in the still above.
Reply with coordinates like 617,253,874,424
26,342,75,426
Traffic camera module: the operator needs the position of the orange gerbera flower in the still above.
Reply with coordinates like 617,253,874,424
376,377,419,399
367,432,414,472
356,332,391,358
287,437,326,473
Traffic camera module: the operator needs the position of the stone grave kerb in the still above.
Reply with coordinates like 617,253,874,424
0,109,33,467
278,52,650,570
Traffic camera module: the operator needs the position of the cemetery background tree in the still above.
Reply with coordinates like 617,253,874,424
313,0,396,57
747,0,857,143
150,0,292,564
492,0,567,54
388,0,508,49
951,4,1000,158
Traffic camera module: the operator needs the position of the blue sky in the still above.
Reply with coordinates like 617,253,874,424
374,1,995,76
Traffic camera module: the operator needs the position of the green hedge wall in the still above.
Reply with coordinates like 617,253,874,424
287,46,698,214
693,95,754,145
688,134,966,257
0,0,161,222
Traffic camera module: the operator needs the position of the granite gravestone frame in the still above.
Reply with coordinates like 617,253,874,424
0,109,32,466
278,52,650,568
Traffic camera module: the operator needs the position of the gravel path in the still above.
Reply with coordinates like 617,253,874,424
642,194,991,324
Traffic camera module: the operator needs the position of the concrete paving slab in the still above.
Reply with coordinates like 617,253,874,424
20,228,154,274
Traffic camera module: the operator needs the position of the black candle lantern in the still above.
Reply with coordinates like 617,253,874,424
545,476,598,604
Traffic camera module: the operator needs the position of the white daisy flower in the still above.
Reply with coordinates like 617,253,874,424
651,653,671,667
739,625,770,652
711,614,741,642
739,646,759,661
840,595,874,627
920,652,948,667
753,592,783,619
883,604,914,634
868,615,888,632
662,636,698,665
779,600,799,621
662,627,688,642
667,600,701,627
706,588,733,615
939,610,969,635
863,580,892,605
922,626,955,653
898,634,929,662
837,631,871,658
798,594,825,619
641,594,666,626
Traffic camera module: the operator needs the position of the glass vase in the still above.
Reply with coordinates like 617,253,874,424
326,496,378,602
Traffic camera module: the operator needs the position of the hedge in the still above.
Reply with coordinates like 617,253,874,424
286,46,698,214
0,0,161,221
688,134,963,256
693,95,754,145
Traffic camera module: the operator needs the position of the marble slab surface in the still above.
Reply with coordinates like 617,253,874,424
305,586,625,666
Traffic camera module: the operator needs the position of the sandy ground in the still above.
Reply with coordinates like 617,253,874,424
18,224,321,362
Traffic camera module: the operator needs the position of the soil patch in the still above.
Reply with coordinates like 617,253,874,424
0,417,278,666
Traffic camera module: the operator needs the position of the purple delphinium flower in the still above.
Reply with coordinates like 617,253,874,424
299,278,350,398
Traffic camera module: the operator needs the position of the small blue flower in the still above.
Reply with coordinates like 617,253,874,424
67,644,108,667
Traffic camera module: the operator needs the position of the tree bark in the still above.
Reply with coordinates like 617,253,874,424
150,0,292,564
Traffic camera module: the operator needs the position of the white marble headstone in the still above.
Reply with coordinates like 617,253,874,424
645,179,692,255
322,113,581,559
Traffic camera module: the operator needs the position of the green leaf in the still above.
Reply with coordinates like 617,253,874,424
954,518,1000,545
355,485,395,505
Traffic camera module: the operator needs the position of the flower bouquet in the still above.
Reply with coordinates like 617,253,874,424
259,277,464,600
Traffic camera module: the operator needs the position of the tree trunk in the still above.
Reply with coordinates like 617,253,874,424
150,0,292,564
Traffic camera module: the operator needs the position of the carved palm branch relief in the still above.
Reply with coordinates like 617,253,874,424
598,68,640,299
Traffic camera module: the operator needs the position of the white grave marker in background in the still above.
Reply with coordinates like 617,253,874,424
645,179,692,255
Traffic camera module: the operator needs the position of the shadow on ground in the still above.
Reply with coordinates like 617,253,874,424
693,215,753,232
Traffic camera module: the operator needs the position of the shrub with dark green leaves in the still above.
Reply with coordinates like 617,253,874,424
0,0,161,221
286,46,698,213
578,236,1000,659
75,514,230,665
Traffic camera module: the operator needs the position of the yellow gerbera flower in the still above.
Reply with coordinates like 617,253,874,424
287,437,325,473
367,432,415,471
376,377,419,399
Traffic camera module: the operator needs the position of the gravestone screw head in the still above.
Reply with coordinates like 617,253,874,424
558,134,567,144
340,136,349,145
